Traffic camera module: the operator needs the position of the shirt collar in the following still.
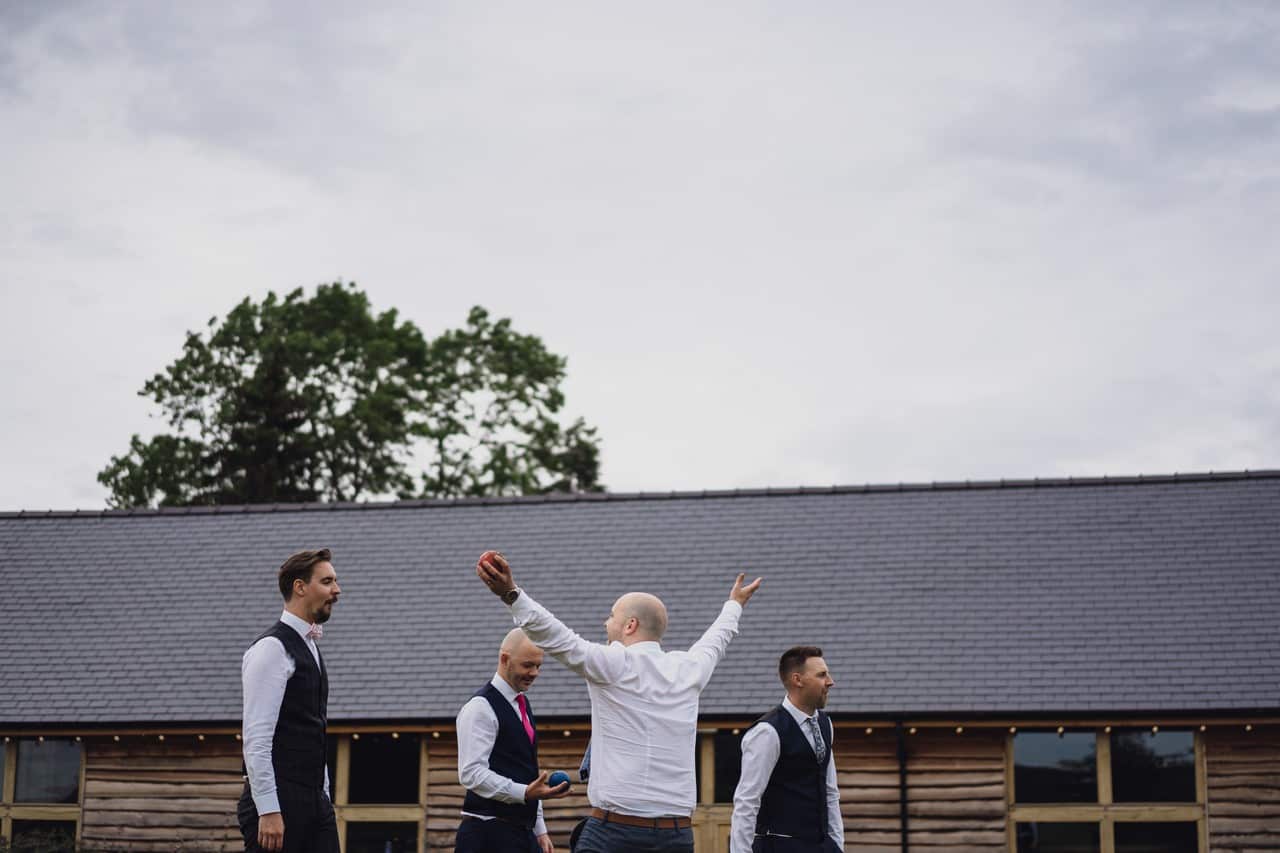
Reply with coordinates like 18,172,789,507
280,610,313,641
490,672,522,704
625,640,664,654
782,695,818,725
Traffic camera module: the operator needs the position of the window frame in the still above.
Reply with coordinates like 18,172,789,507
1006,729,1208,853
0,737,85,846
332,733,429,852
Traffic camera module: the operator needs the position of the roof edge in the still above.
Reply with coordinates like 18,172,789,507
4,468,1278,519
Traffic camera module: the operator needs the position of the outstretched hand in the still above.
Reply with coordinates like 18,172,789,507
730,572,763,606
525,769,572,801
476,551,517,597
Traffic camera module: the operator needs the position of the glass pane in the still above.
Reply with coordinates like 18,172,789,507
15,738,82,803
714,729,745,803
1111,730,1195,803
11,820,78,852
345,820,418,853
1013,731,1097,803
1015,822,1101,852
348,733,419,804
326,735,338,797
1114,822,1198,853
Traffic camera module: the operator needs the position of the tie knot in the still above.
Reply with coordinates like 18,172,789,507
516,693,527,710
306,624,323,641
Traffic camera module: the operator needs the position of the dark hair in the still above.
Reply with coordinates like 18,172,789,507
778,645,824,684
278,548,332,600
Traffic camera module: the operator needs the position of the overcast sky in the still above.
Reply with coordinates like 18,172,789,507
3,1,1278,511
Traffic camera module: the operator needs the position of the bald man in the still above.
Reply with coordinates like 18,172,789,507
455,628,571,853
477,553,762,853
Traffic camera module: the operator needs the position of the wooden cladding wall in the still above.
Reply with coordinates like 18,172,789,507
836,729,901,850
836,728,1005,851
904,730,1006,851
425,730,593,851
79,738,243,853
1205,728,1280,851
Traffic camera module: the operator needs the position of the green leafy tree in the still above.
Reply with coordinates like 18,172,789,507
99,283,602,507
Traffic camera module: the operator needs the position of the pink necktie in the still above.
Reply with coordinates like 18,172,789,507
516,693,535,743
306,624,323,641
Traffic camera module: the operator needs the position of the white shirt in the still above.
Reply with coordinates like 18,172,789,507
510,589,743,817
241,610,329,815
730,696,843,853
455,673,548,837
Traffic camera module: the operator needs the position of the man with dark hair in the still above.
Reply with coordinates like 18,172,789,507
730,646,841,853
455,627,571,853
237,549,342,853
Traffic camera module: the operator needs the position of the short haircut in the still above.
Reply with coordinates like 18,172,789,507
778,645,824,684
278,548,332,600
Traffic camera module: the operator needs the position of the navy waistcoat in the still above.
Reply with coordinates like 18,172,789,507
461,682,539,828
753,705,833,843
253,621,329,788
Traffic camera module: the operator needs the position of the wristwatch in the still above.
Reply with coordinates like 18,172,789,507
501,587,521,605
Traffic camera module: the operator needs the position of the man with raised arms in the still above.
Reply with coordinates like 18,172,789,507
476,551,761,853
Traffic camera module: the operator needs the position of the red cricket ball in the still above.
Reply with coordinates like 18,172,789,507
479,550,504,570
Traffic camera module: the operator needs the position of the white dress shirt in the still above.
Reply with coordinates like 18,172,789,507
730,696,843,853
509,589,743,817
455,673,548,837
241,610,329,815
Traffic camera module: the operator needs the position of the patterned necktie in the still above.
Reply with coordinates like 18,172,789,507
516,694,536,743
306,624,323,641
805,716,827,763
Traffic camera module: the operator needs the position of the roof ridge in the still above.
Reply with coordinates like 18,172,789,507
3,468,1277,519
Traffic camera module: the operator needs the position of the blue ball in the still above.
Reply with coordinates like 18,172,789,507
548,770,571,788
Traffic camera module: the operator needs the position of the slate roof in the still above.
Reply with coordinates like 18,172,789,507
2,471,1278,725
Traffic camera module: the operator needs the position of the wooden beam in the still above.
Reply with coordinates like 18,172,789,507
699,734,715,805
419,736,429,853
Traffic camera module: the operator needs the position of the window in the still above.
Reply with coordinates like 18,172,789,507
348,733,420,804
15,739,81,804
11,819,77,851
1016,821,1100,852
0,738,84,849
1110,730,1195,803
1010,729,1204,852
1113,822,1198,853
1013,731,1097,803
332,733,426,852
713,729,745,803
346,821,418,853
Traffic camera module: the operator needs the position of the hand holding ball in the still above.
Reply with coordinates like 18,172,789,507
479,550,504,570
548,770,571,790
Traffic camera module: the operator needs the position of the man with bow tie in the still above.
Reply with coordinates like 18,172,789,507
731,646,843,853
238,549,342,853
455,627,571,853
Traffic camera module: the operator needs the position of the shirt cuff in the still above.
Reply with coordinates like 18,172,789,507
722,599,743,617
510,778,529,802
253,790,281,815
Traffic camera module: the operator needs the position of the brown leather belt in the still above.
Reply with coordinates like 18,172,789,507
589,808,691,829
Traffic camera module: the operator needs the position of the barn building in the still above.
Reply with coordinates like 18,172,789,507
2,470,1277,852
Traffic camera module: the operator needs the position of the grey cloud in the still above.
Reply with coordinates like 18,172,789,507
940,2,1280,198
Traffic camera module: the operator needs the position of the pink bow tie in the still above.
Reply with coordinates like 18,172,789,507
306,624,323,641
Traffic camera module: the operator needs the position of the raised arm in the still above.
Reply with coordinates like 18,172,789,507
688,573,762,688
476,552,626,683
